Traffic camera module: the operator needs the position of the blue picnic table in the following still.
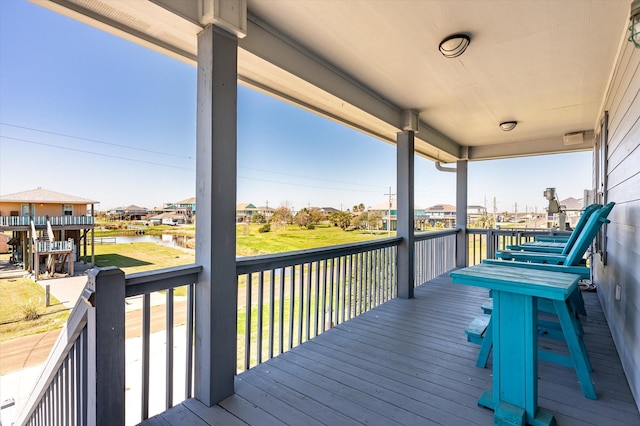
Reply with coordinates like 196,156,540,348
450,264,593,426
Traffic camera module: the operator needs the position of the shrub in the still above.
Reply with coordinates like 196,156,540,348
258,224,271,233
307,224,316,230
22,302,40,321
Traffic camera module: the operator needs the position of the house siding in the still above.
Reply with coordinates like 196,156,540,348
0,201,88,217
594,36,640,411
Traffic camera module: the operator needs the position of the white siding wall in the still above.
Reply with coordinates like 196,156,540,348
594,36,640,411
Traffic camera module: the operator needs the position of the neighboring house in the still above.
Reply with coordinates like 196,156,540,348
369,200,397,231
107,205,148,221
0,187,97,276
559,197,585,229
424,204,457,228
165,197,196,214
149,212,188,226
236,203,275,222
236,203,257,222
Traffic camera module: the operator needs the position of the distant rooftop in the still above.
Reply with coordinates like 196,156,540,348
0,187,97,204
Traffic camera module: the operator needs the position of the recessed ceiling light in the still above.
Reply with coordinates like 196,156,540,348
439,34,471,58
499,121,517,131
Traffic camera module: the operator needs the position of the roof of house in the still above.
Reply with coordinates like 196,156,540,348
560,197,584,211
0,187,97,204
425,204,456,212
124,205,148,212
369,200,397,211
237,203,257,210
176,197,196,204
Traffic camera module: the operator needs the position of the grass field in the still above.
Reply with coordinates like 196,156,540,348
236,223,387,256
0,278,69,342
92,242,195,274
0,225,381,341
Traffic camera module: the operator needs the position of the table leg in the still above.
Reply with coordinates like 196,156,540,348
479,291,556,426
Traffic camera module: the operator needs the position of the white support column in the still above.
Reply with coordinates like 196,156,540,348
397,131,415,299
194,24,238,406
456,160,468,268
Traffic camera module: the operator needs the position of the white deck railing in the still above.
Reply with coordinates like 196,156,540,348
467,227,572,265
35,240,74,253
15,230,462,425
15,265,201,426
0,216,94,227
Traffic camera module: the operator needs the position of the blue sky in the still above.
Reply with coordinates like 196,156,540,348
0,1,591,213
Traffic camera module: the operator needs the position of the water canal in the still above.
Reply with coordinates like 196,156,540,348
95,234,193,249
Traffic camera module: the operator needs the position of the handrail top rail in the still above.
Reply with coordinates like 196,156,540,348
15,297,90,424
467,227,571,235
414,228,460,241
125,264,202,297
237,236,402,275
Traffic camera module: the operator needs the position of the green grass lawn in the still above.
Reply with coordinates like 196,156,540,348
236,223,387,256
0,278,70,342
0,225,387,342
92,242,195,274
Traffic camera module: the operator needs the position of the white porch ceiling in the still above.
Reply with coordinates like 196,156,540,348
32,0,630,163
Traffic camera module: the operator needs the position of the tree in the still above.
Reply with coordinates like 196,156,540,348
330,211,352,230
351,212,368,230
270,206,293,230
474,213,495,229
367,210,383,230
294,208,311,228
251,212,266,224
308,207,325,225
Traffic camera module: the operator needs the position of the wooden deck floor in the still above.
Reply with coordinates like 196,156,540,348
141,274,640,425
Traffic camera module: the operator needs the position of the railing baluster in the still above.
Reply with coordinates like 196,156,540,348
166,287,174,410
278,267,285,355
244,273,252,371
288,266,295,350
305,262,312,341
257,271,264,364
314,260,321,337
269,268,276,359
185,283,194,399
141,292,151,421
298,264,304,346
328,258,335,329
320,259,328,332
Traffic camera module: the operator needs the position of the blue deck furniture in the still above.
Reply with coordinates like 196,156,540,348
505,204,601,254
495,202,614,265
451,264,594,426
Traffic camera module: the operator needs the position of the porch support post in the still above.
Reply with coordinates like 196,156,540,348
86,267,125,425
456,160,468,267
194,24,238,406
397,130,415,299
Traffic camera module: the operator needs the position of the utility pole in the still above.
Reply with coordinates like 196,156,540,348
514,202,518,223
493,197,497,228
383,186,395,237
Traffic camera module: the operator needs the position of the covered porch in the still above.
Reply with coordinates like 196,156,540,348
12,1,640,425
143,274,639,426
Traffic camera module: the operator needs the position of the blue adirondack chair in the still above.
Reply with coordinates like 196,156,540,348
505,203,601,254
485,202,614,317
494,202,614,265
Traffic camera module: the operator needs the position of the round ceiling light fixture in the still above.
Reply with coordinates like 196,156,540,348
499,121,518,131
438,34,471,58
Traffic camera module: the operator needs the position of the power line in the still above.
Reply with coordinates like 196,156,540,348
0,122,191,159
238,175,384,193
0,136,194,171
240,166,388,189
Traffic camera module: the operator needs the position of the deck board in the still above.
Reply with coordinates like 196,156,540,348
142,273,640,425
